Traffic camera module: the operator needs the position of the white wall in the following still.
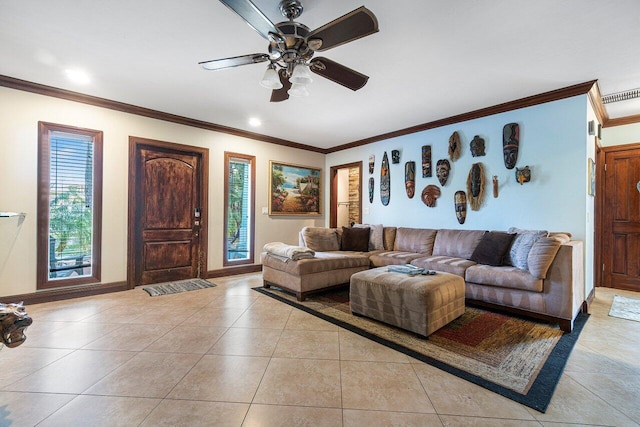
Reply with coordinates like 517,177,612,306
585,101,599,295
602,122,640,147
0,87,325,297
336,168,349,227
326,95,593,292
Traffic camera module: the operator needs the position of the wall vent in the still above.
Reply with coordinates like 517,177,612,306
601,88,640,104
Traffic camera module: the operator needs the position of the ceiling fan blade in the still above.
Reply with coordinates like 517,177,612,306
310,57,369,91
270,69,291,102
306,6,378,52
218,0,281,40
199,53,269,70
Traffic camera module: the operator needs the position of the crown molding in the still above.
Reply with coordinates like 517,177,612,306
587,81,608,125
328,80,599,153
604,114,640,128
0,74,326,154
3,74,638,152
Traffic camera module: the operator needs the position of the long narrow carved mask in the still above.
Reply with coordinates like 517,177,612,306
466,162,485,211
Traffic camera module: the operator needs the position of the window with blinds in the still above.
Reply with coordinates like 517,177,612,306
224,153,255,265
48,131,94,278
37,122,103,289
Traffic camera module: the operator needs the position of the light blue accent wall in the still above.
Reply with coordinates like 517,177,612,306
326,94,591,290
327,95,588,239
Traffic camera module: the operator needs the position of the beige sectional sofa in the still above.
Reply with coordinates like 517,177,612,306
261,225,585,332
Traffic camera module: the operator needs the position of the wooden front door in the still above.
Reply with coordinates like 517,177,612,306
602,143,640,291
128,137,208,287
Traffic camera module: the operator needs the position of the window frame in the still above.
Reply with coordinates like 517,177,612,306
37,121,103,289
223,152,255,266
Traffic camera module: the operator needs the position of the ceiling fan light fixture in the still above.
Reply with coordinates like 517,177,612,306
289,63,313,85
260,65,283,89
288,82,309,97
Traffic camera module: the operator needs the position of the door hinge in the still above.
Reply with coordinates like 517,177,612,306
604,163,607,171
602,263,605,272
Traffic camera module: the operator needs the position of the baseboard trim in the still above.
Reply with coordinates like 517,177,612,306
207,264,262,278
1,265,264,305
583,287,596,313
1,281,129,305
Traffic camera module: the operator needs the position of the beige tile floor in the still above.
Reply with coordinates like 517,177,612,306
1,273,639,426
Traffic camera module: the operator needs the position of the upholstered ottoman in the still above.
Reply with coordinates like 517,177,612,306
349,267,465,337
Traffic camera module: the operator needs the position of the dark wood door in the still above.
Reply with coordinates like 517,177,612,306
128,138,208,287
602,144,640,291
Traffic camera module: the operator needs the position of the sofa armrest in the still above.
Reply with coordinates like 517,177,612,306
542,241,584,324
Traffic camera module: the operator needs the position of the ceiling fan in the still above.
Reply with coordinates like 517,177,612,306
199,0,379,102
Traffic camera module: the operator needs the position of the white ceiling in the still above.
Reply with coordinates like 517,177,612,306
1,0,639,150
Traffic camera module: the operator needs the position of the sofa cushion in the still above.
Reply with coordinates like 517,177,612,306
469,231,515,266
432,229,486,259
383,227,397,250
465,264,544,292
262,251,370,276
353,223,384,250
528,236,562,279
393,227,437,253
301,227,340,252
410,256,477,277
341,226,370,252
369,251,429,267
505,227,548,270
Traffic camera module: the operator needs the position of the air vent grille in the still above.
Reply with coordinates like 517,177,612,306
601,88,640,104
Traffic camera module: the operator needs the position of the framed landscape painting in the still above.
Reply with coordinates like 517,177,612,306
269,161,322,215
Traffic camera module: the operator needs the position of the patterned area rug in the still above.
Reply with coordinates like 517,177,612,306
253,285,588,413
609,294,640,322
142,278,216,296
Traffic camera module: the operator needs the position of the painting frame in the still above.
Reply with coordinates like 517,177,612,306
588,157,595,196
269,161,322,216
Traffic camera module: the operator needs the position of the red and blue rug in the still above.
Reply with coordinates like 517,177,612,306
254,285,588,413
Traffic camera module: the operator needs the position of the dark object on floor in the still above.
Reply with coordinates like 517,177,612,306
0,302,32,348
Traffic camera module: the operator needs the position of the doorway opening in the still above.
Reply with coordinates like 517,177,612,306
330,162,362,228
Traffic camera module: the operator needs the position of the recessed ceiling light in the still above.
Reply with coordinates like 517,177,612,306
248,117,262,127
64,68,91,85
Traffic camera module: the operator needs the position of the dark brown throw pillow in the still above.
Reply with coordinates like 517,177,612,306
470,231,516,266
341,226,370,252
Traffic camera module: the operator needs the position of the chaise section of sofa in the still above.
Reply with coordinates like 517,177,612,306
262,226,372,301
262,251,370,301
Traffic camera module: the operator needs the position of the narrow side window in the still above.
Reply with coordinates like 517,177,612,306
37,122,102,289
224,152,255,266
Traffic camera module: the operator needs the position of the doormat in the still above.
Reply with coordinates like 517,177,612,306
253,285,588,413
609,294,640,322
142,278,216,296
